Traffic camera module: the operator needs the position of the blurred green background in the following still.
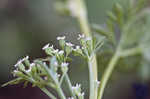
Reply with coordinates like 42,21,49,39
0,0,150,99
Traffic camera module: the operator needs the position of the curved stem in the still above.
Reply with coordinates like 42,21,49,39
98,51,120,99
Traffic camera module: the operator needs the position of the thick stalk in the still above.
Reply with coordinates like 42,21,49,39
75,0,98,99
98,51,120,99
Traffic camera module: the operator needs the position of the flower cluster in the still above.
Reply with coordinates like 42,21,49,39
3,34,104,99
43,34,98,61
72,83,84,99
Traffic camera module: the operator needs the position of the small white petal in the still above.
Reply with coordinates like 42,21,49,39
85,37,92,41
14,59,22,67
30,63,35,67
61,62,69,67
58,50,64,55
72,83,81,90
78,34,85,40
24,56,29,60
68,97,74,99
78,92,85,97
57,36,66,40
66,42,74,47
42,43,50,50
56,73,61,78
53,49,59,53
54,61,58,66
76,46,80,49
44,76,48,80
26,67,32,73
13,70,18,73
95,80,100,85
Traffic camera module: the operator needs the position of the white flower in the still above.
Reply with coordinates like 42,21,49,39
73,46,80,51
53,49,59,53
81,47,85,50
66,42,74,47
58,50,64,55
85,37,92,41
13,70,18,73
13,70,19,77
14,56,29,67
54,61,58,66
44,76,48,80
76,46,80,49
24,56,29,60
26,67,32,73
56,73,61,78
14,59,23,67
61,62,69,67
43,62,46,66
95,80,100,85
30,63,35,67
49,45,54,49
78,92,85,97
78,34,85,40
42,43,50,50
57,36,66,40
68,97,74,99
72,83,81,90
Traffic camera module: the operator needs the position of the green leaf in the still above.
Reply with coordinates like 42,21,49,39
113,3,124,26
92,24,115,44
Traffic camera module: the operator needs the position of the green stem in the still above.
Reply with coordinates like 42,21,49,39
42,64,66,99
120,47,141,57
40,87,57,99
98,51,120,99
88,57,96,99
56,83,66,99
64,74,77,99
75,0,98,99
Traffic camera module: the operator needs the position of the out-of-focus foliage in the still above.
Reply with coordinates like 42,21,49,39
92,0,150,81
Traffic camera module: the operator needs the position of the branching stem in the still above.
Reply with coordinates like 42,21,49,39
75,0,98,99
